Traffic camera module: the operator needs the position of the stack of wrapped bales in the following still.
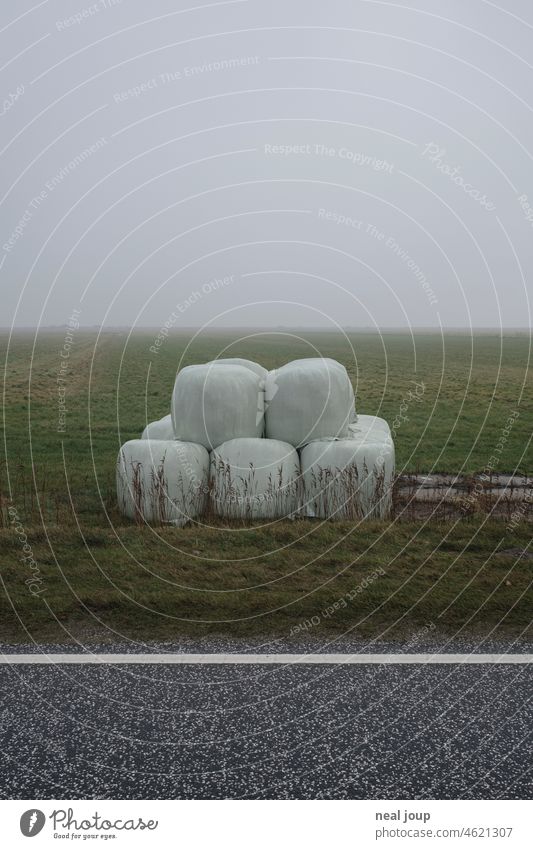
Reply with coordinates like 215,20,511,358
116,356,394,524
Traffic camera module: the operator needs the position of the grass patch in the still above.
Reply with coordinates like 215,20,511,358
1,330,531,642
0,518,531,643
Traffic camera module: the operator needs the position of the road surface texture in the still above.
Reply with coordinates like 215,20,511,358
0,639,531,799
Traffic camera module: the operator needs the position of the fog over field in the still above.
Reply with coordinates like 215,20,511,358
2,0,533,330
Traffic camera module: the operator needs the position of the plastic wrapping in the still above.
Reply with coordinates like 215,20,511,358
348,414,391,441
116,439,209,525
210,437,301,519
141,414,174,440
301,436,395,520
265,358,354,447
171,363,264,449
209,357,268,380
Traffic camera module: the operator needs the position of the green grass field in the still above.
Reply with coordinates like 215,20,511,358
1,330,531,643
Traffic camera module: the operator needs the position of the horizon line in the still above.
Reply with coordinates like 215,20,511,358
2,326,532,333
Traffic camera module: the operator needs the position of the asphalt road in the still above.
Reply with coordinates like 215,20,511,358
0,641,531,799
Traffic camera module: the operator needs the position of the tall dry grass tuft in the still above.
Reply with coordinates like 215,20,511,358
210,459,301,522
117,450,210,527
306,462,391,520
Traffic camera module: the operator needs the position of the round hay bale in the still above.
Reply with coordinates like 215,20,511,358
141,414,174,440
265,358,354,447
116,439,209,525
171,363,264,449
210,437,301,519
301,436,395,520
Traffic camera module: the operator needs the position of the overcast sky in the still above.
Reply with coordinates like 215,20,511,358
1,0,533,330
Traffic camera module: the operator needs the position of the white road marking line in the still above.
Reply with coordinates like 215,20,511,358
0,654,531,665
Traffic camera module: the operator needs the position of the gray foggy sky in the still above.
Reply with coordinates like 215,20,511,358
1,0,533,330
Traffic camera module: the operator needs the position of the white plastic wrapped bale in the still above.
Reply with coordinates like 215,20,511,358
301,436,395,520
265,358,354,447
208,358,267,428
348,414,391,441
209,357,268,381
141,414,174,440
210,437,301,519
171,363,264,449
289,357,357,424
116,439,209,525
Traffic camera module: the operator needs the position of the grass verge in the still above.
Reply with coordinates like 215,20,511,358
1,517,531,644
